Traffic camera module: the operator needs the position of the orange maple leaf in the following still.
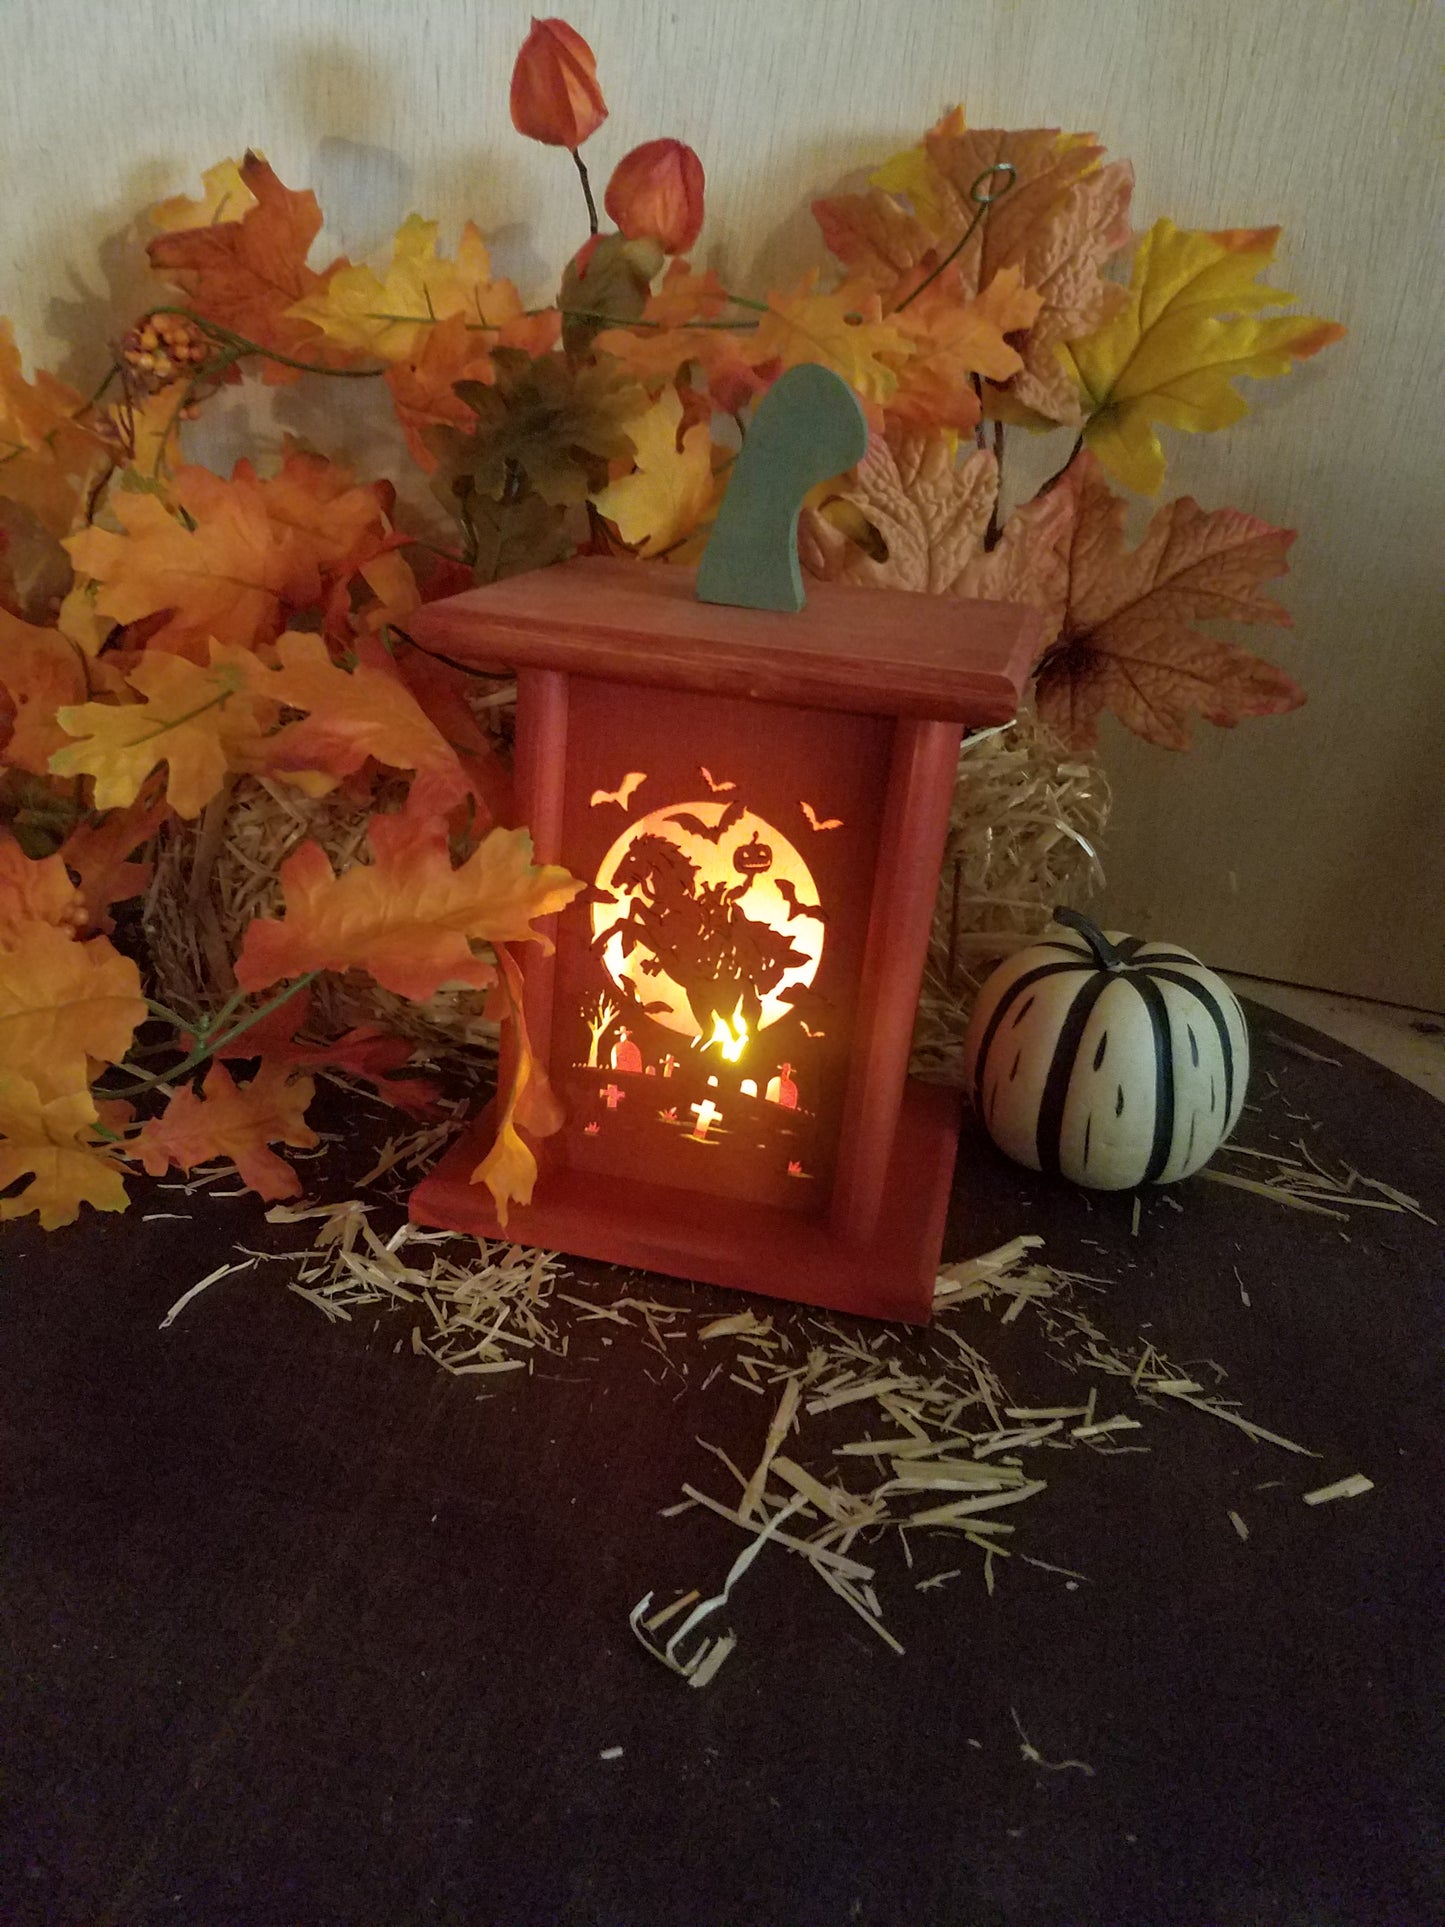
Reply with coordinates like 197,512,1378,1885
233,813,582,1003
386,312,504,470
51,641,275,816
0,1074,130,1228
0,922,146,1095
57,795,168,932
0,829,86,942
753,274,909,405
1020,452,1302,751
0,607,88,774
147,152,352,383
130,1058,318,1200
257,630,470,816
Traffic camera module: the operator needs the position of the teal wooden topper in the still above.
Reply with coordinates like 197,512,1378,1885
695,364,869,616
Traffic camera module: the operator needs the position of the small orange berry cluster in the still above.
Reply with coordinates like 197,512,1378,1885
120,313,211,394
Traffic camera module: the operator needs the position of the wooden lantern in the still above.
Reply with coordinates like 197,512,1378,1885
409,371,1037,1321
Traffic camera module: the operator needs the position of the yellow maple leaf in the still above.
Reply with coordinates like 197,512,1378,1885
0,1074,129,1228
149,157,259,232
51,642,274,816
590,387,717,557
1068,221,1346,494
0,922,145,1096
753,274,909,404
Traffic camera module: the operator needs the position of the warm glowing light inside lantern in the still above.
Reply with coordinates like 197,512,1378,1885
591,801,825,1042
705,1002,749,1062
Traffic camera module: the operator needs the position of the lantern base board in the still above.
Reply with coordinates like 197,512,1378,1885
409,1080,961,1324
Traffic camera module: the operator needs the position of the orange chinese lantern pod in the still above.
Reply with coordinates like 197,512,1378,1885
510,18,608,149
604,139,705,254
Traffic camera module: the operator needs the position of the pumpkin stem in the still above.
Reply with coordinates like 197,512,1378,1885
1055,906,1125,972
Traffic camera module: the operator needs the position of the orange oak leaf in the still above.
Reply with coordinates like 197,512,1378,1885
130,1059,318,1200
386,312,506,470
250,450,392,576
149,157,259,232
0,922,145,1095
470,944,564,1224
51,641,274,816
233,812,582,1003
57,795,168,932
257,630,470,816
1023,453,1302,751
64,462,325,658
0,830,86,942
0,321,109,537
753,274,909,404
389,642,514,828
0,1074,129,1228
0,607,88,774
886,268,1044,433
595,264,772,414
147,152,351,383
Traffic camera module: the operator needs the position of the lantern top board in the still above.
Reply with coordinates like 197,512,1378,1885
408,560,1037,1322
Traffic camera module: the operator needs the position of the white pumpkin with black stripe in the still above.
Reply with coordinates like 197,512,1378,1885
964,909,1249,1190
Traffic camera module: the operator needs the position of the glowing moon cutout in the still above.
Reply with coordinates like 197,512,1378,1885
591,802,825,1042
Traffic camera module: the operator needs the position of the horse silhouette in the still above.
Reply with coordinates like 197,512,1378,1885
596,832,809,1037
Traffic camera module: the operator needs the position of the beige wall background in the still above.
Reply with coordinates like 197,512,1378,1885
3,0,1441,1006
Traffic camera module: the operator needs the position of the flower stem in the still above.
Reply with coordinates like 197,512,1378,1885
108,972,321,1099
572,150,599,235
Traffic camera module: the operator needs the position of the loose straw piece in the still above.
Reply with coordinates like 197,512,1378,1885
1303,1473,1374,1506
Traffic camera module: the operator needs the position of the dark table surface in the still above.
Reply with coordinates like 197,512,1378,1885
2,1005,1441,1927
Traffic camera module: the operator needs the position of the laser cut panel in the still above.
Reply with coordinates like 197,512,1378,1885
548,676,889,1212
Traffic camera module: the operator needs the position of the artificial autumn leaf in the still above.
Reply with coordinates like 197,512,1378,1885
0,608,88,775
753,275,909,405
51,641,273,816
886,268,1044,432
0,830,85,942
0,1074,129,1228
470,944,563,1223
1067,221,1346,495
149,158,258,232
234,812,582,1003
590,386,717,557
816,123,1133,425
64,455,382,659
798,430,999,594
0,321,109,537
454,486,572,586
595,264,771,414
130,1059,318,1200
57,794,167,932
0,922,145,1095
922,125,1134,424
258,630,470,816
211,991,442,1117
444,349,644,507
1018,452,1302,751
386,314,509,472
559,233,665,356
147,153,349,383
390,641,515,827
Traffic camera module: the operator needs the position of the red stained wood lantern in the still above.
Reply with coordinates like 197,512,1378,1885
410,370,1036,1321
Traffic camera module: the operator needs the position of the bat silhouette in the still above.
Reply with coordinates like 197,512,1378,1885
667,798,745,843
590,771,647,811
776,879,826,924
699,766,736,792
800,800,843,832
